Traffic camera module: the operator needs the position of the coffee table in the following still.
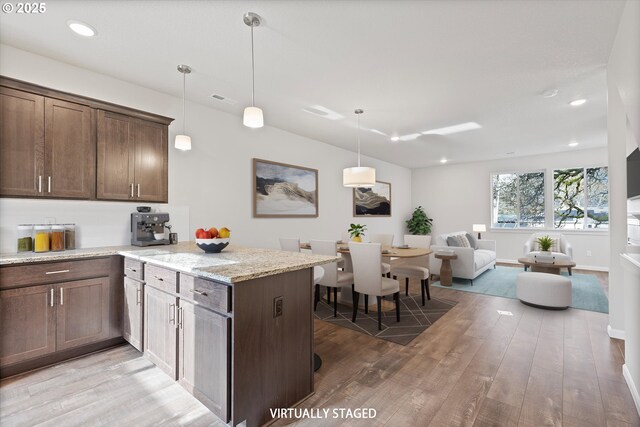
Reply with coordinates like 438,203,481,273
435,252,458,286
517,257,576,275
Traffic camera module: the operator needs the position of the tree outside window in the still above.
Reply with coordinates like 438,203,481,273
553,167,608,229
492,172,545,228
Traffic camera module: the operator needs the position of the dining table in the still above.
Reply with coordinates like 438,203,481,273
300,242,432,307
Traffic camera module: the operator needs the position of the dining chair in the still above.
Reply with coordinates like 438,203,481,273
391,235,432,305
279,237,301,252
349,242,400,330
368,234,393,277
310,240,353,317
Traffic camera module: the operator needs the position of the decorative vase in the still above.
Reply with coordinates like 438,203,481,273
352,236,362,243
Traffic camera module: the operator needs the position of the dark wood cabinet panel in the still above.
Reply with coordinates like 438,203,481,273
96,110,135,201
144,285,177,379
123,277,143,351
0,87,44,197
134,119,167,202
0,285,55,367
56,277,110,351
44,98,94,199
178,300,230,422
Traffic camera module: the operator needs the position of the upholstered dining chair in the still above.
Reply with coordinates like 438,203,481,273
310,240,353,317
279,237,301,252
349,242,400,330
369,234,394,277
391,235,432,305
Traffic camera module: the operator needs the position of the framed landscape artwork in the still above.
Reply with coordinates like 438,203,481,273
353,181,391,217
253,158,319,218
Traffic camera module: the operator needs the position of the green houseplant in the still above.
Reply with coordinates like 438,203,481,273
537,235,554,252
406,206,433,235
348,224,367,242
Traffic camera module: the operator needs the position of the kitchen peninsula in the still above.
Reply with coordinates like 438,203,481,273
0,242,338,427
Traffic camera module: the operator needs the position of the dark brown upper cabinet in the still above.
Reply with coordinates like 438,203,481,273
0,76,172,202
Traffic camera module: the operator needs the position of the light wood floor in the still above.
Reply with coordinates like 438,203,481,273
2,270,638,427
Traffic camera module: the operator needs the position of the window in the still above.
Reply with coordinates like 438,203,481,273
492,172,545,228
553,167,609,229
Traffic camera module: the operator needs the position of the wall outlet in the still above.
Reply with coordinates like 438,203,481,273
273,296,283,318
587,250,592,257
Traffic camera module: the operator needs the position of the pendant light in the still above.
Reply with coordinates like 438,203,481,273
243,12,264,128
175,64,192,151
343,109,376,187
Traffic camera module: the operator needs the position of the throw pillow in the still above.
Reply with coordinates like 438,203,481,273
466,232,478,249
456,234,471,248
446,236,462,247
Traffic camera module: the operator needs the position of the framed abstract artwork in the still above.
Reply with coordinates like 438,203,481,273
353,181,391,217
253,158,319,218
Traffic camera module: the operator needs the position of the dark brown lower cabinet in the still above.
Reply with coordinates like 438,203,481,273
0,284,56,366
178,300,230,421
143,285,177,379
123,277,143,351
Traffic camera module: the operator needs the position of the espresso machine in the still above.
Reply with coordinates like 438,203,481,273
131,212,170,246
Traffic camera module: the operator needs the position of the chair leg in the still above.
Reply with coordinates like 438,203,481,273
470,279,473,286
327,287,331,304
421,279,425,306
364,294,369,314
395,292,400,322
387,272,391,278
568,267,572,276
352,288,360,323
524,265,528,272
333,287,338,317
393,275,397,280
377,296,383,330
314,284,320,311
426,277,431,300
405,277,409,296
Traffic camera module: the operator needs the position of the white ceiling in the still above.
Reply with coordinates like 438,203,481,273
0,1,625,168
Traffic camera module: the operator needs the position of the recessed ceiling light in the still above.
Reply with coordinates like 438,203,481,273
440,158,447,164
569,99,586,107
568,141,579,147
422,122,481,136
67,20,97,37
542,88,559,98
390,136,400,142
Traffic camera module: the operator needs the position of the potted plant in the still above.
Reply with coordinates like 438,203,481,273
348,224,367,242
406,206,433,235
536,235,554,253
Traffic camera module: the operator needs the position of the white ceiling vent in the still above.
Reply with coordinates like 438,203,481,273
210,93,237,105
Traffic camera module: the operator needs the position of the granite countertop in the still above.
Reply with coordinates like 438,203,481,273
0,242,339,284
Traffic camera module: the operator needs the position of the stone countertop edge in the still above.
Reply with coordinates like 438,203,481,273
0,242,339,284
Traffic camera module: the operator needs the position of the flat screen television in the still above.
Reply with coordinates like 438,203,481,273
628,148,640,200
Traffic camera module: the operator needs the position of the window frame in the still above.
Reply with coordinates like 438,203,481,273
490,169,546,230
552,165,609,230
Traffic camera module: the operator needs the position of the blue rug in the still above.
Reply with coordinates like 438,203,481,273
432,266,609,313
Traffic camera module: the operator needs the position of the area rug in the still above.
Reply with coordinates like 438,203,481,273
432,266,608,313
314,293,457,346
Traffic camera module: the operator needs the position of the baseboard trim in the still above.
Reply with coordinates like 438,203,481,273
496,259,609,272
608,324,626,340
623,364,640,417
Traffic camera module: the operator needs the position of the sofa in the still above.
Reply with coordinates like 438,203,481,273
429,231,496,284
523,233,573,274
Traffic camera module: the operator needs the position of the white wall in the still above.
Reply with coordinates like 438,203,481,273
0,45,412,252
412,148,610,269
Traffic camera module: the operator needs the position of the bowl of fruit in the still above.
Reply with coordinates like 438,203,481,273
195,227,231,253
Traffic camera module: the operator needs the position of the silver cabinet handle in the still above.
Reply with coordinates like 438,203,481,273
46,269,70,275
47,176,51,193
50,288,54,307
169,303,175,324
136,288,141,306
178,307,183,329
60,288,64,306
38,176,42,193
190,289,208,297
125,267,137,272
130,183,134,198
154,275,164,282
137,184,140,198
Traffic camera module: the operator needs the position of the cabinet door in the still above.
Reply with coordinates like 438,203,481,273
144,285,177,379
96,110,135,201
133,119,167,202
178,301,230,421
0,87,45,197
44,98,93,199
0,285,55,367
56,277,110,351
123,277,143,351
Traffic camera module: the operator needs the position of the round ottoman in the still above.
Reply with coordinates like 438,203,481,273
516,272,572,309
